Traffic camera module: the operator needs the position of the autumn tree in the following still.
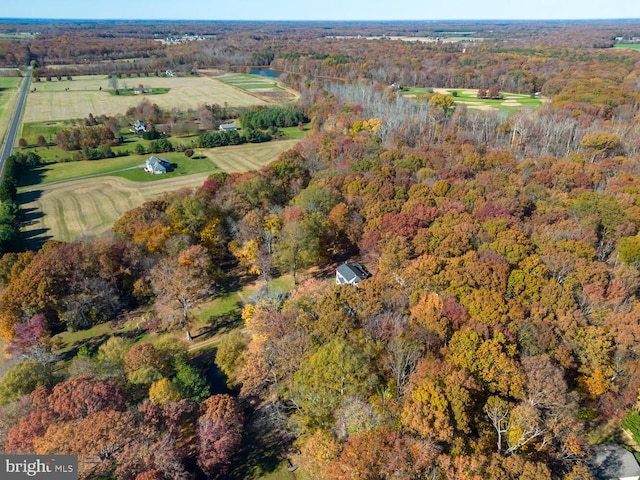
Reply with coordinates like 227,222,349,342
196,394,243,477
580,131,620,162
275,208,323,285
48,376,126,420
484,396,547,456
428,92,455,115
289,337,372,430
149,378,181,404
0,360,55,405
326,426,439,479
7,313,50,364
150,245,212,335
214,330,247,387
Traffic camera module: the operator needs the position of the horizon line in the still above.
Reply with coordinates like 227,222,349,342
1,17,640,23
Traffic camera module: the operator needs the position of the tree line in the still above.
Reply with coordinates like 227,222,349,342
238,106,308,130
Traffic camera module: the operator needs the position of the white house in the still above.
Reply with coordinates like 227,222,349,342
133,119,146,135
336,263,371,286
219,122,237,132
144,156,171,174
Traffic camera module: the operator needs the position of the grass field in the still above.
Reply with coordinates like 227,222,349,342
18,139,300,245
203,139,300,173
614,44,640,50
0,76,21,145
18,151,217,186
23,74,271,123
19,173,215,245
21,120,65,145
404,87,542,112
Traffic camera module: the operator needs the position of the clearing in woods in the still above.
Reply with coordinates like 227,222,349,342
19,139,300,246
402,87,542,112
23,74,272,123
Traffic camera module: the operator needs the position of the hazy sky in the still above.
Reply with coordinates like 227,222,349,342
2,0,640,21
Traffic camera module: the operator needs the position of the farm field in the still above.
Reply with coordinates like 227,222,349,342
22,74,271,123
0,76,21,145
18,139,300,245
217,72,283,90
403,87,542,111
212,72,298,103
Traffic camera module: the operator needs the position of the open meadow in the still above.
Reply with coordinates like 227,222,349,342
22,74,272,123
18,139,300,245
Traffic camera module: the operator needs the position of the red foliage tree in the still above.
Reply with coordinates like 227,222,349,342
48,376,126,420
196,395,243,477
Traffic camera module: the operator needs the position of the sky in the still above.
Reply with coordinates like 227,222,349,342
2,0,640,21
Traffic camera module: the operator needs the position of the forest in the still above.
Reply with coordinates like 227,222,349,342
2,18,640,480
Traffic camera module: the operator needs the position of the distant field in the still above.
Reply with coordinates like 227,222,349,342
217,73,283,91
404,87,542,112
0,33,36,39
213,72,297,103
19,139,300,244
0,77,21,145
23,74,270,122
614,43,640,51
327,35,484,44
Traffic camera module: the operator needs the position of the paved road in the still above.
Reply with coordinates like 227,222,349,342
0,66,32,181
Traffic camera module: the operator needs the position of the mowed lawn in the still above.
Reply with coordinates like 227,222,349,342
23,74,269,123
203,139,300,173
0,76,21,144
18,139,300,244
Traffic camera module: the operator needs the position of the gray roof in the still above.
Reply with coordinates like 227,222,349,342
591,444,640,480
145,156,171,173
147,155,170,167
336,263,370,284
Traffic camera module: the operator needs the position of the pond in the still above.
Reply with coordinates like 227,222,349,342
250,69,281,78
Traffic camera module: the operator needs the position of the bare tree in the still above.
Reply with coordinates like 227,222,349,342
383,336,421,396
